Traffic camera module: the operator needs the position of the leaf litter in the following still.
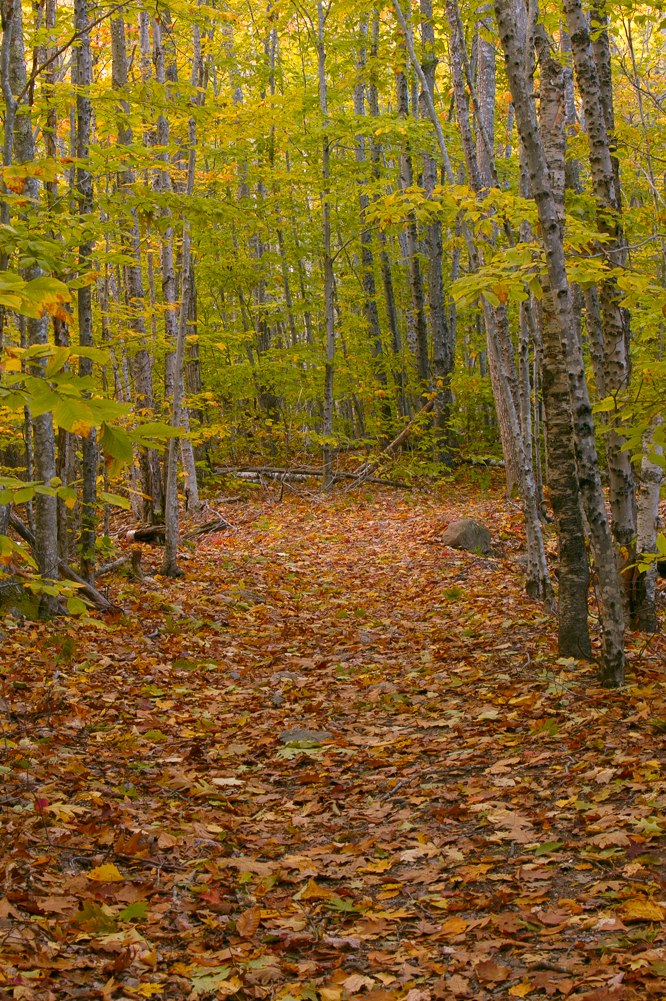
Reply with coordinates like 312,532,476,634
1,484,666,1001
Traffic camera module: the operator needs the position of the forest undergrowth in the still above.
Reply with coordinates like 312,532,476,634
1,478,666,1001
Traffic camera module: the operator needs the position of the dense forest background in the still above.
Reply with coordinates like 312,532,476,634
0,0,665,685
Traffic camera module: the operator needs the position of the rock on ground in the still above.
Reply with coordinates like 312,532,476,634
440,517,492,554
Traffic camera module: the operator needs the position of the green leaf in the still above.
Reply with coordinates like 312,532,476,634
66,596,88,615
118,901,148,922
98,490,130,510
325,896,359,913
99,422,133,467
534,841,563,856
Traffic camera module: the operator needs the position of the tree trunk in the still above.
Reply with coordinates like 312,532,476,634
562,0,636,613
74,0,97,585
354,20,390,434
536,26,592,658
396,65,429,396
8,0,59,615
367,15,404,415
161,115,196,577
420,0,453,459
445,0,520,495
318,2,335,490
634,419,663,632
111,13,162,525
494,0,625,685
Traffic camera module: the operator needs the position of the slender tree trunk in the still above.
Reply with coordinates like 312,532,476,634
494,0,625,685
74,0,97,585
161,116,196,576
354,21,390,435
7,0,59,614
318,2,335,490
111,12,162,524
367,14,404,414
420,0,453,459
396,65,429,395
445,0,520,495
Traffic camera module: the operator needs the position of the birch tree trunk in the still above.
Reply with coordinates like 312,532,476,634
536,25,592,659
494,0,625,685
562,0,636,613
634,420,663,632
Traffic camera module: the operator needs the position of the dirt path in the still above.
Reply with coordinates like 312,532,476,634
1,485,666,1000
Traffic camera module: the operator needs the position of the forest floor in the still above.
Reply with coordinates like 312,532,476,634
2,476,666,1001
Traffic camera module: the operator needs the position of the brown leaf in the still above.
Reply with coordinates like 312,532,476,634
343,974,375,993
36,895,77,914
236,905,262,938
475,960,510,983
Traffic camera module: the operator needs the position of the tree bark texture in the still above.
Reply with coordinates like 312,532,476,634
536,27,592,658
494,0,625,685
562,0,636,611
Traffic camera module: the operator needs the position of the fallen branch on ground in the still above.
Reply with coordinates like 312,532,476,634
344,397,435,491
8,511,120,612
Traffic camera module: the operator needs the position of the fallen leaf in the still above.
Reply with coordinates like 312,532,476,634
475,960,510,982
343,974,375,993
87,864,124,882
619,898,665,922
36,895,77,914
236,906,261,937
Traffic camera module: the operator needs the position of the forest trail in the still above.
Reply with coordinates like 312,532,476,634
2,483,666,1000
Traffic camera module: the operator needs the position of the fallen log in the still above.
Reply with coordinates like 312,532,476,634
8,510,120,612
96,556,129,577
125,516,231,548
218,467,410,488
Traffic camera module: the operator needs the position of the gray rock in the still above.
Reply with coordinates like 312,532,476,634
440,518,491,555
279,727,333,744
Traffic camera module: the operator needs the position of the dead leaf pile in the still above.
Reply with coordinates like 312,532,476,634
1,485,666,1001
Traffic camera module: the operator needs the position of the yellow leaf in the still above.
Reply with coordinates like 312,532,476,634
619,898,665,922
440,916,467,936
508,983,533,998
87,863,124,882
298,877,333,900
71,420,92,439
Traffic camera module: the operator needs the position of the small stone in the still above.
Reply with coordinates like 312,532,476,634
271,694,285,707
279,726,333,744
440,517,492,555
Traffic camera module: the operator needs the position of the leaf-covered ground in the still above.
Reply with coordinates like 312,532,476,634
2,481,666,1001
